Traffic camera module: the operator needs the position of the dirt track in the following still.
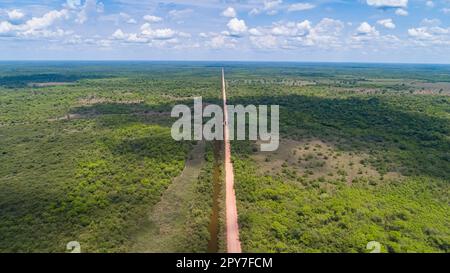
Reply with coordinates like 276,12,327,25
222,68,242,253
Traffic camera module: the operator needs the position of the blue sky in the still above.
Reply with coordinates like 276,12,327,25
0,0,449,63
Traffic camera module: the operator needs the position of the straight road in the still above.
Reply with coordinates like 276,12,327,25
222,68,242,253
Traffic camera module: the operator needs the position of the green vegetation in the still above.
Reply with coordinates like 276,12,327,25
0,62,448,252
0,62,220,252
225,64,450,253
235,157,448,252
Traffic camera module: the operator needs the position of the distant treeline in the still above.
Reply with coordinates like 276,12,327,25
0,73,104,88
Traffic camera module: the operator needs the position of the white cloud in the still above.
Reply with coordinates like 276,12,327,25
250,0,283,16
356,22,379,36
205,33,237,49
288,3,316,12
112,29,126,39
271,20,312,37
20,28,73,39
25,9,69,31
351,22,401,47
249,28,264,36
0,8,73,40
264,0,283,10
408,25,450,44
141,23,176,39
143,15,163,23
408,28,432,39
377,19,396,29
395,8,408,16
227,18,247,35
112,22,189,46
66,0,81,9
366,0,408,8
210,35,227,48
250,35,278,49
310,18,345,47
442,8,450,14
152,29,176,39
8,9,25,20
247,18,344,50
0,21,14,34
222,7,237,18
426,1,434,8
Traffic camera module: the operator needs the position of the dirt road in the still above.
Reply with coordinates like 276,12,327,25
222,68,242,253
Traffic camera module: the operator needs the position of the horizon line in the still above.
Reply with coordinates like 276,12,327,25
0,60,450,66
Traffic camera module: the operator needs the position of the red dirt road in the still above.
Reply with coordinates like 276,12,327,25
222,68,242,253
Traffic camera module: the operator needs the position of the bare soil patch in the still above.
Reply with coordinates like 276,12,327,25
29,82,75,87
252,138,401,186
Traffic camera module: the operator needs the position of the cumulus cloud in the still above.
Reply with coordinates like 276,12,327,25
1,9,69,32
222,7,237,18
426,1,434,8
0,21,14,34
66,0,82,9
408,28,433,39
141,23,177,39
199,32,237,49
357,22,379,35
250,35,278,49
351,22,401,47
249,28,264,36
0,8,73,39
367,0,408,8
408,24,450,45
288,3,316,12
247,18,344,50
1,0,443,57
8,9,25,20
112,29,126,39
111,21,190,46
271,20,312,36
25,10,69,31
227,18,247,36
143,15,162,23
210,35,235,49
377,19,395,29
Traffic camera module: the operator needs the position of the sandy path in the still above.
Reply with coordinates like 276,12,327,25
222,68,242,253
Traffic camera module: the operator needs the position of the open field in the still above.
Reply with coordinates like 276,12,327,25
0,62,449,253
